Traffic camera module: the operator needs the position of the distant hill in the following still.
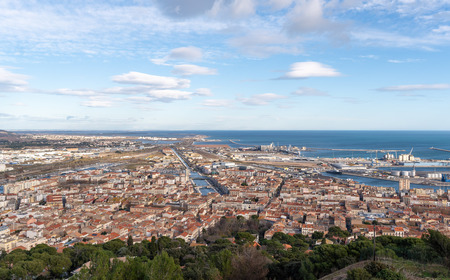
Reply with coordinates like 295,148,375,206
0,130,20,141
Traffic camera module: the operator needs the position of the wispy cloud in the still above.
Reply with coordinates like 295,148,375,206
19,70,210,106
152,46,205,65
281,61,341,79
377,84,450,92
0,67,29,92
169,46,203,61
360,55,379,59
229,30,302,58
209,0,256,19
112,72,190,89
81,96,114,108
155,0,216,18
202,99,234,107
172,64,217,76
238,93,286,106
194,88,213,96
387,58,423,63
292,87,328,96
432,25,450,34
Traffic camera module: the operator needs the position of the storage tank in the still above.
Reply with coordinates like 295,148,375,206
427,173,441,179
401,171,410,177
391,170,401,176
410,170,416,177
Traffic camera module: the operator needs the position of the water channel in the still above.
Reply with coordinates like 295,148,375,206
171,149,217,196
323,173,446,191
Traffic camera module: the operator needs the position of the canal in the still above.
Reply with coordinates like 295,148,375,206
171,148,217,196
323,173,445,191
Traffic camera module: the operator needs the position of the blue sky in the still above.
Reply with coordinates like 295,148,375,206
0,0,450,130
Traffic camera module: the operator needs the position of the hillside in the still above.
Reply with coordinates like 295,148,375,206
0,130,20,141
319,259,450,280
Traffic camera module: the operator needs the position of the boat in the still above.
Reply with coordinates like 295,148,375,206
326,169,342,175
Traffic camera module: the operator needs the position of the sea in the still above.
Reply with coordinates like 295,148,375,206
10,130,450,191
20,130,450,160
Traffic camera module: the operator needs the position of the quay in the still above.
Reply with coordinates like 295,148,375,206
229,139,257,147
339,171,450,187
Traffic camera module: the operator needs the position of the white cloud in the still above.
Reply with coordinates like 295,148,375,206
292,87,328,96
127,92,195,104
377,84,450,91
285,0,329,33
54,88,98,96
126,96,153,103
360,54,379,59
351,27,450,49
282,61,341,79
202,99,233,107
112,72,190,89
0,3,225,57
150,58,170,66
268,0,294,10
81,96,114,108
230,0,256,18
169,46,203,61
154,0,216,18
229,30,302,58
194,88,213,96
172,64,217,76
152,46,204,66
387,58,423,63
147,89,194,102
433,25,450,34
209,0,256,18
238,93,286,106
283,0,348,42
0,67,29,92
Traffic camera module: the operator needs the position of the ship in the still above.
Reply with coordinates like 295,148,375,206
326,169,342,175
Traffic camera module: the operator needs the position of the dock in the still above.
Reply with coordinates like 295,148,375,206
229,139,257,147
430,147,450,153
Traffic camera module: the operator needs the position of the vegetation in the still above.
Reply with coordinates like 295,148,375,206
0,218,448,279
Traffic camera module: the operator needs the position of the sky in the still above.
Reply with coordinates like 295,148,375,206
0,0,450,131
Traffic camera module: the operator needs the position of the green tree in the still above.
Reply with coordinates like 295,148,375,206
347,268,372,280
19,259,45,277
127,235,134,247
211,249,233,278
89,251,111,279
148,251,183,280
4,249,28,267
125,256,151,280
30,244,57,255
103,239,126,254
49,254,72,277
235,231,256,245
423,229,450,267
376,268,406,280
0,268,10,280
326,226,350,239
11,265,26,279
148,236,158,258
108,259,127,279
364,261,388,276
312,231,324,240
